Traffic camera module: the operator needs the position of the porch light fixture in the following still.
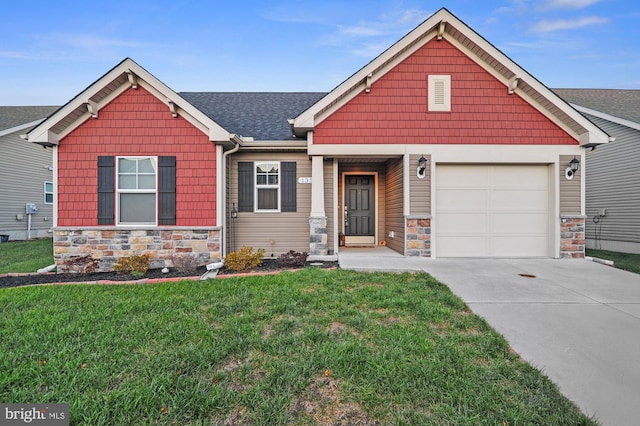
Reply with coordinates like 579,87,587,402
231,203,238,219
417,155,428,179
565,157,580,180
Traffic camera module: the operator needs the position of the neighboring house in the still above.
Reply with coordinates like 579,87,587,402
27,8,612,272
0,106,59,241
553,89,640,254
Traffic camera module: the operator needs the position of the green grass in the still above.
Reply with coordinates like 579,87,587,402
0,238,53,274
0,269,595,425
587,248,640,274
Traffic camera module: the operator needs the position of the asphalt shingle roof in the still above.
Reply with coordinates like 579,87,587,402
179,92,327,140
0,106,58,130
0,106,59,132
553,89,640,125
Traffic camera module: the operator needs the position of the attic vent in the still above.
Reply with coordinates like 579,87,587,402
428,75,451,112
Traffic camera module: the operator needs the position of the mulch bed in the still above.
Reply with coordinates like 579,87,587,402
0,259,338,289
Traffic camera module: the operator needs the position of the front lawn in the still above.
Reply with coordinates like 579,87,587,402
0,269,594,425
0,238,53,274
587,248,640,274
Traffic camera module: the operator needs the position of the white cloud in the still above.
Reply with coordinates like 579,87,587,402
312,7,431,59
531,16,609,32
338,25,384,37
348,41,395,57
539,0,602,9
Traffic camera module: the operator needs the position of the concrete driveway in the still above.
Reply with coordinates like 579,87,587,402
421,258,640,426
338,250,640,425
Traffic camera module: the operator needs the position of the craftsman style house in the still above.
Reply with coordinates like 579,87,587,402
28,8,611,272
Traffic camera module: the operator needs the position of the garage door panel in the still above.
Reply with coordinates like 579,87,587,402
490,189,547,211
436,164,549,258
438,189,487,211
438,236,488,257
493,165,547,186
439,213,487,233
489,237,548,257
438,166,489,186
488,213,548,234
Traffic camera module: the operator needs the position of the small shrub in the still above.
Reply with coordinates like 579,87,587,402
61,255,99,274
170,253,200,273
277,250,308,268
225,247,265,272
113,254,151,276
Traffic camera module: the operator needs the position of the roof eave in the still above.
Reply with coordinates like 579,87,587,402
291,8,610,146
27,58,233,146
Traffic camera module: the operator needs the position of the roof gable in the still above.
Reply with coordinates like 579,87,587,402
27,58,232,146
292,8,611,147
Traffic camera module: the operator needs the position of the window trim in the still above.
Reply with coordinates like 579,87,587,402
44,181,53,205
254,160,281,212
115,156,158,226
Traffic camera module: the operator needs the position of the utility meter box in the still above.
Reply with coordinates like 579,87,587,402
26,203,38,214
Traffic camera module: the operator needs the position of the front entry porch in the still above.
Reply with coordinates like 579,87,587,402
337,246,427,272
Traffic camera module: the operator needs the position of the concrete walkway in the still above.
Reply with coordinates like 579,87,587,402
338,249,640,426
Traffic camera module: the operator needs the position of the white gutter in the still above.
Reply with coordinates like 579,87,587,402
220,134,242,257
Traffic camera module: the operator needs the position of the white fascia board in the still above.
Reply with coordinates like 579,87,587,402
124,62,231,143
308,143,583,163
440,16,610,146
294,7,609,147
571,103,640,133
28,58,232,145
0,119,45,138
293,10,447,132
28,59,137,144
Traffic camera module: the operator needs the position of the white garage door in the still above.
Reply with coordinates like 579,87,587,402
436,165,549,257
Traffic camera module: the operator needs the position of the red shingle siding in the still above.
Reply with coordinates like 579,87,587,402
58,86,217,226
314,39,576,145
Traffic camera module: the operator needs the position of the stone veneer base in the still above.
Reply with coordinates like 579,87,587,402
560,216,586,258
53,227,221,273
309,216,328,256
405,216,431,257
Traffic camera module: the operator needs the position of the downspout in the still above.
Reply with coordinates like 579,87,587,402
221,134,242,258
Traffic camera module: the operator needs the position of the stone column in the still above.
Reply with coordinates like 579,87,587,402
560,215,585,258
309,217,328,256
405,216,431,257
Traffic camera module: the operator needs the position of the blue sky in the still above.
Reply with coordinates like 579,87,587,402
1,0,638,105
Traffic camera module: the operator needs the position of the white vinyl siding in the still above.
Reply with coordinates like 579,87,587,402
436,165,549,257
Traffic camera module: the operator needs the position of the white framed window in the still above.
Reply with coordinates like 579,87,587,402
116,156,157,225
428,75,451,112
255,161,280,211
44,181,53,204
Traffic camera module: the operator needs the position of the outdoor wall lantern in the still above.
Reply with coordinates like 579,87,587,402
417,155,428,179
231,203,238,219
565,156,580,180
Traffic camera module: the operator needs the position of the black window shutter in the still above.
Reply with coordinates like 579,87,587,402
158,156,177,225
281,162,297,212
97,156,115,225
238,161,254,212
